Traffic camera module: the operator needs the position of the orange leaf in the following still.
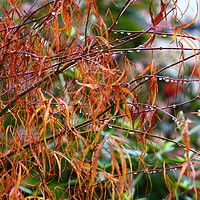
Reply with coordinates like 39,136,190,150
150,60,158,105
76,81,99,89
154,1,168,25
149,1,154,25
121,87,136,101
173,29,177,41
173,10,198,41
61,0,81,35
138,61,152,77
176,13,198,30
174,162,189,192
61,0,72,34
149,0,168,26
9,187,25,200
181,119,194,160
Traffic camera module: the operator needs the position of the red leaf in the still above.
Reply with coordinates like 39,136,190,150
149,0,168,26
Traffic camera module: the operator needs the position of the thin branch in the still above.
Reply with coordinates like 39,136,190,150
108,0,136,32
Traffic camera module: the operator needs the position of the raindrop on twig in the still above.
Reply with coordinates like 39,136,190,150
108,124,112,129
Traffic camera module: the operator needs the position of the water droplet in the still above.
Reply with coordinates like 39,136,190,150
51,12,56,15
136,49,140,52
172,104,176,108
165,79,169,82
116,21,118,24
153,171,156,173
79,109,82,114
163,35,167,37
112,118,116,122
120,31,124,34
170,80,174,82
120,52,123,54
174,168,177,171
108,124,112,129
128,50,133,53
145,77,148,80
174,80,177,82
127,83,130,87
114,32,117,34
134,172,137,174
159,77,163,81
127,32,131,35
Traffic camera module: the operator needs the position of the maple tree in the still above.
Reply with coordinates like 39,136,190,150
0,0,200,199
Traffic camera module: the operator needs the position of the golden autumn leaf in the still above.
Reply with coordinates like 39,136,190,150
181,118,194,160
61,0,81,35
76,81,99,89
138,61,151,77
149,60,158,105
173,10,198,41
